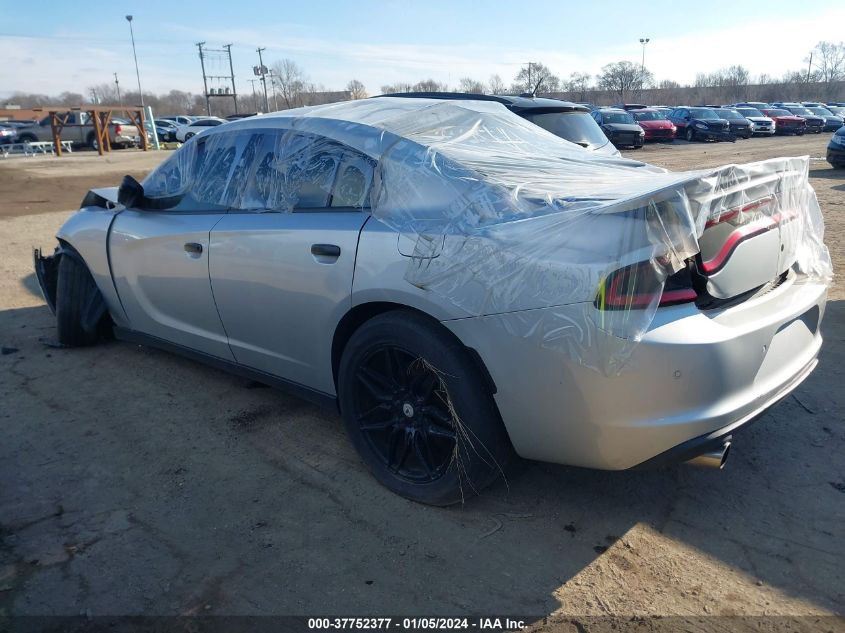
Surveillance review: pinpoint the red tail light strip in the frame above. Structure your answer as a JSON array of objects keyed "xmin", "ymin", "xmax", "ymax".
[
  {"xmin": 701, "ymin": 209, "xmax": 799, "ymax": 274},
  {"xmin": 705, "ymin": 196, "xmax": 775, "ymax": 228}
]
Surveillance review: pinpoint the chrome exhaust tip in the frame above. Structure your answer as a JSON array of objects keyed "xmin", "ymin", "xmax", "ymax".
[{"xmin": 686, "ymin": 441, "xmax": 731, "ymax": 469}]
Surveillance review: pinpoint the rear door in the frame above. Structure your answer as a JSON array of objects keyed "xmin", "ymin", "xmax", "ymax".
[
  {"xmin": 109, "ymin": 131, "xmax": 241, "ymax": 360},
  {"xmin": 209, "ymin": 130, "xmax": 373, "ymax": 394}
]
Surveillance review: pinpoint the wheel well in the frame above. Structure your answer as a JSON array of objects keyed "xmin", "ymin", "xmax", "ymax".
[{"xmin": 331, "ymin": 302, "xmax": 497, "ymax": 395}]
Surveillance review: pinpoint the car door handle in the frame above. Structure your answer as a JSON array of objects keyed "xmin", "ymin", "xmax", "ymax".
[
  {"xmin": 311, "ymin": 244, "xmax": 341, "ymax": 258},
  {"xmin": 184, "ymin": 242, "xmax": 203, "ymax": 255}
]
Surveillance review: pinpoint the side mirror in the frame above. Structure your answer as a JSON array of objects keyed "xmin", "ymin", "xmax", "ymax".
[{"xmin": 118, "ymin": 175, "xmax": 144, "ymax": 208}]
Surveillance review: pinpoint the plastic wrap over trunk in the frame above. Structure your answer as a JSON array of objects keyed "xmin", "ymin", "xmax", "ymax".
[{"xmin": 141, "ymin": 97, "xmax": 833, "ymax": 374}]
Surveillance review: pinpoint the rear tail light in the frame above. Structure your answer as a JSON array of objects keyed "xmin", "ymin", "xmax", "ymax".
[
  {"xmin": 596, "ymin": 260, "xmax": 696, "ymax": 311},
  {"xmin": 705, "ymin": 195, "xmax": 774, "ymax": 229},
  {"xmin": 115, "ymin": 124, "xmax": 123, "ymax": 135}
]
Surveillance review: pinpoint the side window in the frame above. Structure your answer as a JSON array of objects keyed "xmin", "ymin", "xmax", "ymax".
[
  {"xmin": 331, "ymin": 152, "xmax": 374, "ymax": 208},
  {"xmin": 294, "ymin": 150, "xmax": 340, "ymax": 208},
  {"xmin": 223, "ymin": 130, "xmax": 374, "ymax": 213}
]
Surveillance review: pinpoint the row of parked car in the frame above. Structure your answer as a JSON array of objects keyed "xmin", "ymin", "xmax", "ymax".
[{"xmin": 585, "ymin": 101, "xmax": 845, "ymax": 149}]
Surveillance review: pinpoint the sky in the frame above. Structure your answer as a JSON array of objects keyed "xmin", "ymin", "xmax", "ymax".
[{"xmin": 2, "ymin": 0, "xmax": 844, "ymax": 101}]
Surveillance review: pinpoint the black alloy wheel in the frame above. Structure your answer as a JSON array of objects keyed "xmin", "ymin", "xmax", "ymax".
[
  {"xmin": 338, "ymin": 310, "xmax": 513, "ymax": 505},
  {"xmin": 352, "ymin": 345, "xmax": 455, "ymax": 483}
]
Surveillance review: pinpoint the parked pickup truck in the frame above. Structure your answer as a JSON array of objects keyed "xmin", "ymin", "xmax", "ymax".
[{"xmin": 13, "ymin": 112, "xmax": 142, "ymax": 150}]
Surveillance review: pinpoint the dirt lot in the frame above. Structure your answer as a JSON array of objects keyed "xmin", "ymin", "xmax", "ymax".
[{"xmin": 1, "ymin": 137, "xmax": 844, "ymax": 626}]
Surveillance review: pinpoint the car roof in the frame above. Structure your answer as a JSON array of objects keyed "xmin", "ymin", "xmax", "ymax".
[
  {"xmin": 378, "ymin": 92, "xmax": 589, "ymax": 113},
  {"xmin": 596, "ymin": 107, "xmax": 628, "ymax": 113}
]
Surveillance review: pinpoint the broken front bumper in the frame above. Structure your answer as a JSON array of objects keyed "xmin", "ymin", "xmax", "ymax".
[{"xmin": 34, "ymin": 247, "xmax": 60, "ymax": 314}]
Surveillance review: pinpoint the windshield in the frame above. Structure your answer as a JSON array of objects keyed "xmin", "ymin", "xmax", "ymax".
[
  {"xmin": 828, "ymin": 106, "xmax": 845, "ymax": 115},
  {"xmin": 788, "ymin": 107, "xmax": 813, "ymax": 116},
  {"xmin": 601, "ymin": 111, "xmax": 635, "ymax": 124},
  {"xmin": 809, "ymin": 107, "xmax": 834, "ymax": 116},
  {"xmin": 689, "ymin": 108, "xmax": 720, "ymax": 119},
  {"xmin": 631, "ymin": 111, "xmax": 668, "ymax": 121},
  {"xmin": 767, "ymin": 109, "xmax": 791, "ymax": 117},
  {"xmin": 736, "ymin": 108, "xmax": 763, "ymax": 117},
  {"xmin": 716, "ymin": 110, "xmax": 743, "ymax": 120},
  {"xmin": 526, "ymin": 111, "xmax": 610, "ymax": 148}
]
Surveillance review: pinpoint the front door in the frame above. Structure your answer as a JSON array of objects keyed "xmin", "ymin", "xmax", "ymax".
[{"xmin": 109, "ymin": 210, "xmax": 234, "ymax": 360}]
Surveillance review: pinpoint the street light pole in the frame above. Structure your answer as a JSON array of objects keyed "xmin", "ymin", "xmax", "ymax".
[
  {"xmin": 126, "ymin": 15, "xmax": 144, "ymax": 107},
  {"xmin": 114, "ymin": 72, "xmax": 122, "ymax": 106},
  {"xmin": 639, "ymin": 37, "xmax": 650, "ymax": 77}
]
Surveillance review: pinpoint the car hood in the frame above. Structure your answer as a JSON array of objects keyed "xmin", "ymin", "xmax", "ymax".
[
  {"xmin": 637, "ymin": 120, "xmax": 674, "ymax": 129},
  {"xmin": 602, "ymin": 123, "xmax": 643, "ymax": 133},
  {"xmin": 745, "ymin": 116, "xmax": 774, "ymax": 123},
  {"xmin": 693, "ymin": 118, "xmax": 728, "ymax": 127},
  {"xmin": 771, "ymin": 115, "xmax": 804, "ymax": 122}
]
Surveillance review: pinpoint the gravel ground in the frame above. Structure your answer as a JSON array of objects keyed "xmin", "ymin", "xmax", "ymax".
[{"xmin": 0, "ymin": 136, "xmax": 843, "ymax": 626}]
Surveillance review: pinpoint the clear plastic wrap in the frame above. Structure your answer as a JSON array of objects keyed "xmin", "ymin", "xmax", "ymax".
[{"xmin": 142, "ymin": 98, "xmax": 833, "ymax": 373}]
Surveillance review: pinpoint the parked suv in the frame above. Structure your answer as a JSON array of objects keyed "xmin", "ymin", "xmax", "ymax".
[
  {"xmin": 801, "ymin": 105, "xmax": 843, "ymax": 131},
  {"xmin": 735, "ymin": 107, "xmax": 776, "ymax": 136},
  {"xmin": 774, "ymin": 104, "xmax": 825, "ymax": 133},
  {"xmin": 668, "ymin": 107, "xmax": 732, "ymax": 142},
  {"xmin": 591, "ymin": 108, "xmax": 645, "ymax": 148},
  {"xmin": 827, "ymin": 127, "xmax": 845, "ymax": 168},
  {"xmin": 761, "ymin": 108, "xmax": 806, "ymax": 135},
  {"xmin": 383, "ymin": 92, "xmax": 621, "ymax": 156},
  {"xmin": 714, "ymin": 108, "xmax": 753, "ymax": 139}
]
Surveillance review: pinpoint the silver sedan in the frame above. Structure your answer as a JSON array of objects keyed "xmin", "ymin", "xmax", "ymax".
[{"xmin": 35, "ymin": 98, "xmax": 831, "ymax": 505}]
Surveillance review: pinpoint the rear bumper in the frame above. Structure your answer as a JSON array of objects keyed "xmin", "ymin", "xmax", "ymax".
[{"xmin": 446, "ymin": 274, "xmax": 827, "ymax": 470}]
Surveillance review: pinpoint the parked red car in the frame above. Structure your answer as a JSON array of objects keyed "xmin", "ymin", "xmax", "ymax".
[
  {"xmin": 629, "ymin": 108, "xmax": 677, "ymax": 142},
  {"xmin": 761, "ymin": 108, "xmax": 806, "ymax": 136}
]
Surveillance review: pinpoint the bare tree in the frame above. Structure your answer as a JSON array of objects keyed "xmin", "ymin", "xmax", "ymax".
[
  {"xmin": 598, "ymin": 61, "xmax": 652, "ymax": 102},
  {"xmin": 346, "ymin": 79, "xmax": 367, "ymax": 100},
  {"xmin": 458, "ymin": 77, "xmax": 486, "ymax": 93},
  {"xmin": 512, "ymin": 62, "xmax": 560, "ymax": 95},
  {"xmin": 271, "ymin": 59, "xmax": 307, "ymax": 109},
  {"xmin": 380, "ymin": 82, "xmax": 413, "ymax": 94},
  {"xmin": 413, "ymin": 78, "xmax": 448, "ymax": 92},
  {"xmin": 488, "ymin": 74, "xmax": 505, "ymax": 94},
  {"xmin": 808, "ymin": 41, "xmax": 845, "ymax": 96},
  {"xmin": 566, "ymin": 72, "xmax": 591, "ymax": 101}
]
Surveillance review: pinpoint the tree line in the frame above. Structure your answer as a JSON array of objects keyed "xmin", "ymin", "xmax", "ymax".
[{"xmin": 5, "ymin": 41, "xmax": 844, "ymax": 117}]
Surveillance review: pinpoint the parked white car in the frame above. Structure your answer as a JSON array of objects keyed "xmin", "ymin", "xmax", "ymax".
[{"xmin": 174, "ymin": 117, "xmax": 227, "ymax": 142}]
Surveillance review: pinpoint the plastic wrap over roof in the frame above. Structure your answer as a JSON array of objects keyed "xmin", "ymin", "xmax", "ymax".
[{"xmin": 144, "ymin": 97, "xmax": 833, "ymax": 373}]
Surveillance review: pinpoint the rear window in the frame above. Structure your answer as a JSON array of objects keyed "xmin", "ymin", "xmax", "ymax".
[{"xmin": 523, "ymin": 111, "xmax": 609, "ymax": 148}]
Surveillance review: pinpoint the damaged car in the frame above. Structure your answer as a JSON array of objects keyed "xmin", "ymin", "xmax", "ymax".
[{"xmin": 35, "ymin": 97, "xmax": 831, "ymax": 505}]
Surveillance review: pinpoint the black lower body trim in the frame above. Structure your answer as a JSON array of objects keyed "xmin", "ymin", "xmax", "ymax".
[{"xmin": 113, "ymin": 327, "xmax": 338, "ymax": 411}]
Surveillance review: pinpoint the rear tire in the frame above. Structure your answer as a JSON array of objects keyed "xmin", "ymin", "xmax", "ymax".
[
  {"xmin": 338, "ymin": 311, "xmax": 513, "ymax": 505},
  {"xmin": 56, "ymin": 254, "xmax": 103, "ymax": 347}
]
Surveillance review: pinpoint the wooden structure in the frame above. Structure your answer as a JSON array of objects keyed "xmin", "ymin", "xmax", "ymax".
[{"xmin": 35, "ymin": 106, "xmax": 149, "ymax": 157}]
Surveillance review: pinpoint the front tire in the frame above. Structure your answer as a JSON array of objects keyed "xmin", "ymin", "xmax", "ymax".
[
  {"xmin": 338, "ymin": 311, "xmax": 513, "ymax": 505},
  {"xmin": 685, "ymin": 127, "xmax": 696, "ymax": 142},
  {"xmin": 56, "ymin": 254, "xmax": 105, "ymax": 346}
]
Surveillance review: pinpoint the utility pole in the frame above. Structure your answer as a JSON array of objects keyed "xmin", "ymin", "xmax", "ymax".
[
  {"xmin": 256, "ymin": 47, "xmax": 269, "ymax": 112},
  {"xmin": 196, "ymin": 42, "xmax": 210, "ymax": 115},
  {"xmin": 248, "ymin": 79, "xmax": 259, "ymax": 112},
  {"xmin": 125, "ymin": 15, "xmax": 144, "ymax": 107},
  {"xmin": 114, "ymin": 72, "xmax": 122, "ymax": 106},
  {"xmin": 806, "ymin": 52, "xmax": 814, "ymax": 84},
  {"xmin": 224, "ymin": 43, "xmax": 238, "ymax": 114}
]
